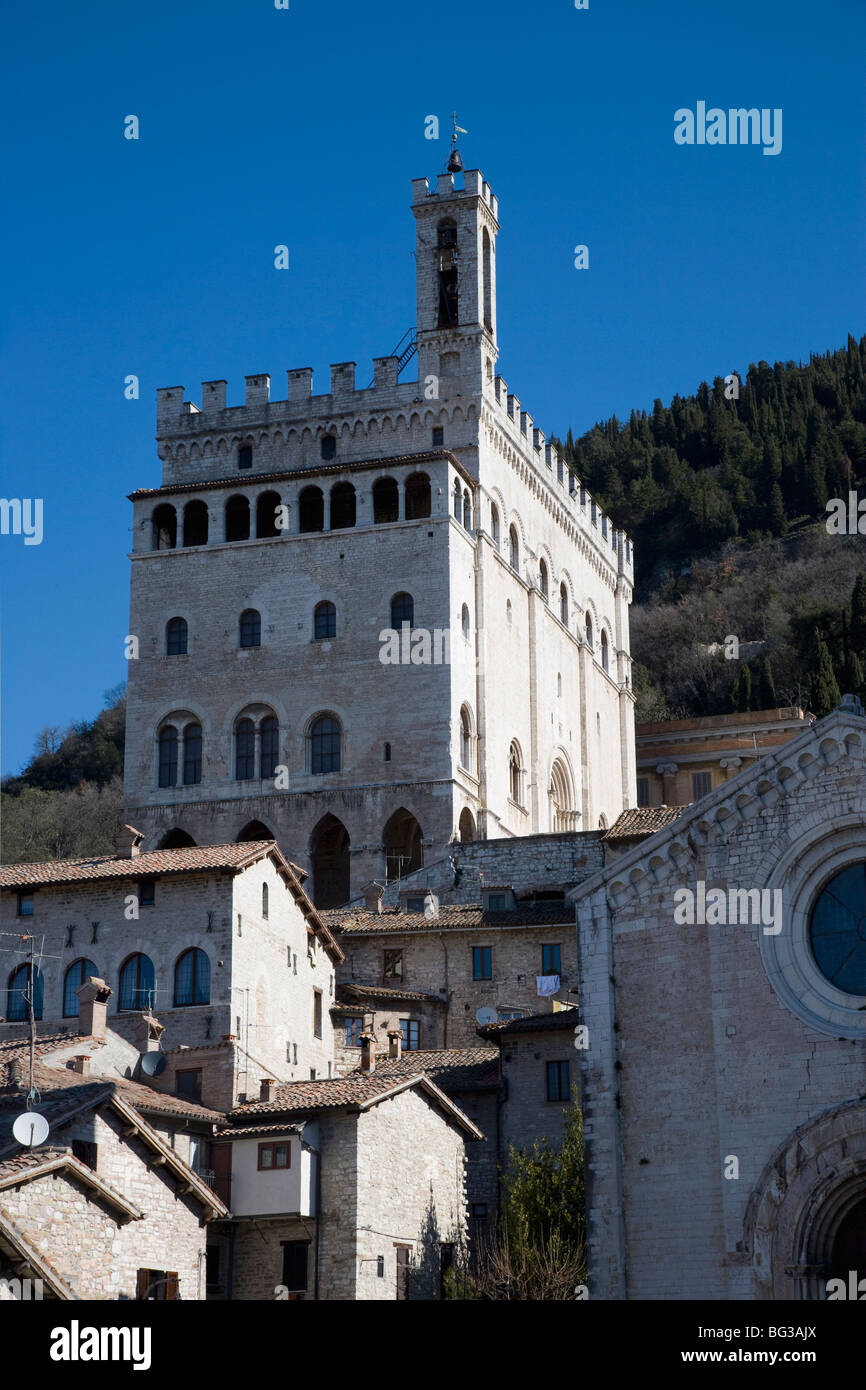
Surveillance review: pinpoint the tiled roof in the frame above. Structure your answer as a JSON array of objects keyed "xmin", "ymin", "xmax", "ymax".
[
  {"xmin": 363, "ymin": 1050, "xmax": 500, "ymax": 1095},
  {"xmin": 0, "ymin": 841, "xmax": 343, "ymax": 963},
  {"xmin": 336, "ymin": 983, "xmax": 446, "ymax": 1005},
  {"xmin": 0, "ymin": 1146, "xmax": 144, "ymax": 1219},
  {"xmin": 214, "ymin": 1121, "xmax": 305, "ymax": 1138},
  {"xmin": 477, "ymin": 1010, "xmax": 579, "ymax": 1038},
  {"xmin": 603, "ymin": 807, "xmax": 687, "ymax": 840},
  {"xmin": 0, "ymin": 840, "xmax": 279, "ymax": 887},
  {"xmin": 0, "ymin": 1057, "xmax": 223, "ymax": 1151},
  {"xmin": 322, "ymin": 901, "xmax": 574, "ymax": 935},
  {"xmin": 229, "ymin": 1069, "xmax": 483, "ymax": 1137},
  {"xmin": 128, "ymin": 449, "xmax": 472, "ymax": 499}
]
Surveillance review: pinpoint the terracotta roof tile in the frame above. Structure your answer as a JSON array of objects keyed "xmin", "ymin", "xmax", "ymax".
[
  {"xmin": 364, "ymin": 1050, "xmax": 500, "ymax": 1095},
  {"xmin": 477, "ymin": 1010, "xmax": 579, "ymax": 1038},
  {"xmin": 0, "ymin": 840, "xmax": 278, "ymax": 888},
  {"xmin": 603, "ymin": 807, "xmax": 687, "ymax": 840},
  {"xmin": 231, "ymin": 1072, "xmax": 414, "ymax": 1116},
  {"xmin": 322, "ymin": 901, "xmax": 574, "ymax": 935},
  {"xmin": 335, "ymin": 983, "xmax": 446, "ymax": 1005}
]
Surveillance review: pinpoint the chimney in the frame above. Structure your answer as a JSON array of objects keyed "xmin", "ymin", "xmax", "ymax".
[
  {"xmin": 115, "ymin": 824, "xmax": 144, "ymax": 860},
  {"xmin": 71, "ymin": 1055, "xmax": 91, "ymax": 1075},
  {"xmin": 387, "ymin": 1029, "xmax": 403, "ymax": 1061},
  {"xmin": 363, "ymin": 881, "xmax": 386, "ymax": 914},
  {"xmin": 133, "ymin": 1011, "xmax": 165, "ymax": 1054},
  {"xmin": 259, "ymin": 1077, "xmax": 277, "ymax": 1103},
  {"xmin": 76, "ymin": 978, "xmax": 112, "ymax": 1039},
  {"xmin": 359, "ymin": 1031, "xmax": 377, "ymax": 1073}
]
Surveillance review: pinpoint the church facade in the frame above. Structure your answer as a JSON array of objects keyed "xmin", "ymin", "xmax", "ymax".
[
  {"xmin": 122, "ymin": 163, "xmax": 636, "ymax": 905},
  {"xmin": 574, "ymin": 699, "xmax": 866, "ymax": 1300}
]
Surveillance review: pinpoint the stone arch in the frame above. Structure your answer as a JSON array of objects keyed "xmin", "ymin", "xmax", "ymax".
[
  {"xmin": 236, "ymin": 819, "xmax": 274, "ymax": 843},
  {"xmin": 458, "ymin": 807, "xmax": 476, "ymax": 843},
  {"xmin": 310, "ymin": 814, "xmax": 350, "ymax": 909},
  {"xmin": 743, "ymin": 1100, "xmax": 866, "ymax": 1299},
  {"xmin": 383, "ymin": 807, "xmax": 423, "ymax": 883},
  {"xmin": 157, "ymin": 828, "xmax": 197, "ymax": 849},
  {"xmin": 548, "ymin": 752, "xmax": 577, "ymax": 831}
]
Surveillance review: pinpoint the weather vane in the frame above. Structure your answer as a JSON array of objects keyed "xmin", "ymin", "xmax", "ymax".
[{"xmin": 446, "ymin": 112, "xmax": 468, "ymax": 174}]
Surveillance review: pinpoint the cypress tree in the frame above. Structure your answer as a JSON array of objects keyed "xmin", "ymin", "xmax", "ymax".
[
  {"xmin": 729, "ymin": 665, "xmax": 752, "ymax": 713},
  {"xmin": 808, "ymin": 628, "xmax": 841, "ymax": 717},
  {"xmin": 851, "ymin": 573, "xmax": 866, "ymax": 656},
  {"xmin": 840, "ymin": 648, "xmax": 865, "ymax": 700},
  {"xmin": 757, "ymin": 657, "xmax": 777, "ymax": 709}
]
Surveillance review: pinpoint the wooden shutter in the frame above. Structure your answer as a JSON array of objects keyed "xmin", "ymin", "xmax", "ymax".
[{"xmin": 165, "ymin": 1271, "xmax": 179, "ymax": 1301}]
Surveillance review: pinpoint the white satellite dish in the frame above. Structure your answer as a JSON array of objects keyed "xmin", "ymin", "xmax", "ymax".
[
  {"xmin": 12, "ymin": 1112, "xmax": 49, "ymax": 1148},
  {"xmin": 475, "ymin": 1006, "xmax": 497, "ymax": 1027}
]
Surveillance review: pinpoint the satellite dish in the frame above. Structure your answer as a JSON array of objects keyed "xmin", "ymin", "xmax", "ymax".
[
  {"xmin": 13, "ymin": 1112, "xmax": 49, "ymax": 1148},
  {"xmin": 475, "ymin": 1006, "xmax": 497, "ymax": 1027},
  {"xmin": 140, "ymin": 1052, "xmax": 166, "ymax": 1077}
]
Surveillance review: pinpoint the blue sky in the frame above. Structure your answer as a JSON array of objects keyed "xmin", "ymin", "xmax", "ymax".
[{"xmin": 1, "ymin": 0, "xmax": 864, "ymax": 777}]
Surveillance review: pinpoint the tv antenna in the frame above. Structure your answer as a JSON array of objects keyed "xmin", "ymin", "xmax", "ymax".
[{"xmin": 0, "ymin": 933, "xmax": 62, "ymax": 1148}]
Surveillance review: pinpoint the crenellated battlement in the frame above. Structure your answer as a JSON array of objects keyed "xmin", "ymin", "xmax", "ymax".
[
  {"xmin": 411, "ymin": 167, "xmax": 499, "ymax": 223},
  {"xmin": 487, "ymin": 375, "xmax": 634, "ymax": 582}
]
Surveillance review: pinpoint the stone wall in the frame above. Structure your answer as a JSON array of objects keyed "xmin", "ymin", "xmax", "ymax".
[
  {"xmin": 575, "ymin": 712, "xmax": 866, "ymax": 1300},
  {"xmin": 0, "ymin": 1109, "xmax": 208, "ymax": 1300}
]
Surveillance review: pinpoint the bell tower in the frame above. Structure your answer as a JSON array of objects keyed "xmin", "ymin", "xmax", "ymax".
[{"xmin": 410, "ymin": 152, "xmax": 500, "ymax": 397}]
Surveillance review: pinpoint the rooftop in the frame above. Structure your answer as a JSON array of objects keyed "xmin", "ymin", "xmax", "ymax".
[
  {"xmin": 323, "ymin": 901, "xmax": 574, "ymax": 935},
  {"xmin": 603, "ymin": 807, "xmax": 688, "ymax": 840}
]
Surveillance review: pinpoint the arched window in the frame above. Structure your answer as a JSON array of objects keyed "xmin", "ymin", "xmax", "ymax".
[
  {"xmin": 310, "ymin": 714, "xmax": 342, "ymax": 775},
  {"xmin": 459, "ymin": 706, "xmax": 473, "ymax": 773},
  {"xmin": 453, "ymin": 478, "xmax": 462, "ymax": 520},
  {"xmin": 372, "ymin": 477, "xmax": 399, "ymax": 524},
  {"xmin": 182, "ymin": 500, "xmax": 208, "ymax": 547},
  {"xmin": 314, "ymin": 601, "xmax": 336, "ymax": 639},
  {"xmin": 390, "ymin": 592, "xmax": 414, "ymax": 629},
  {"xmin": 174, "ymin": 948, "xmax": 210, "ymax": 1007},
  {"xmin": 463, "ymin": 490, "xmax": 472, "ymax": 531},
  {"xmin": 509, "ymin": 740, "xmax": 524, "ymax": 806},
  {"xmin": 298, "ymin": 486, "xmax": 324, "ymax": 533},
  {"xmin": 482, "ymin": 227, "xmax": 493, "ymax": 331},
  {"xmin": 235, "ymin": 718, "xmax": 255, "ymax": 780},
  {"xmin": 152, "ymin": 504, "xmax": 177, "ymax": 551},
  {"xmin": 585, "ymin": 613, "xmax": 594, "ymax": 649},
  {"xmin": 601, "ymin": 629, "xmax": 609, "ymax": 672},
  {"xmin": 405, "ymin": 473, "xmax": 431, "ymax": 520},
  {"xmin": 458, "ymin": 807, "xmax": 476, "ymax": 843},
  {"xmin": 461, "ymin": 604, "xmax": 470, "ymax": 642},
  {"xmin": 539, "ymin": 560, "xmax": 549, "ymax": 601},
  {"xmin": 321, "ymin": 433, "xmax": 337, "ymax": 461},
  {"xmin": 509, "ymin": 526, "xmax": 519, "ymax": 572},
  {"xmin": 225, "ymin": 494, "xmax": 250, "ymax": 542},
  {"xmin": 560, "ymin": 583, "xmax": 569, "ymax": 626},
  {"xmin": 383, "ymin": 808, "xmax": 423, "ymax": 882},
  {"xmin": 256, "ymin": 490, "xmax": 282, "ymax": 539},
  {"xmin": 7, "ymin": 963, "xmax": 44, "ymax": 1022},
  {"xmin": 239, "ymin": 609, "xmax": 261, "ymax": 648},
  {"xmin": 490, "ymin": 504, "xmax": 500, "ymax": 547},
  {"xmin": 330, "ymin": 482, "xmax": 356, "ymax": 530},
  {"xmin": 158, "ymin": 726, "xmax": 178, "ymax": 788},
  {"xmin": 183, "ymin": 722, "xmax": 202, "ymax": 785},
  {"xmin": 63, "ymin": 958, "xmax": 98, "ymax": 1018},
  {"xmin": 118, "ymin": 954, "xmax": 155, "ymax": 1012},
  {"xmin": 262, "ymin": 883, "xmax": 269, "ymax": 919},
  {"xmin": 166, "ymin": 617, "xmax": 188, "ymax": 656},
  {"xmin": 260, "ymin": 716, "xmax": 279, "ymax": 780},
  {"xmin": 437, "ymin": 219, "xmax": 458, "ymax": 327},
  {"xmin": 549, "ymin": 759, "xmax": 575, "ymax": 832}
]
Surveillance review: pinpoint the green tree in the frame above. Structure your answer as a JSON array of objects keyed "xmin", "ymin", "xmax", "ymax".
[
  {"xmin": 808, "ymin": 628, "xmax": 841, "ymax": 717},
  {"xmin": 757, "ymin": 657, "xmax": 777, "ymax": 709},
  {"xmin": 729, "ymin": 664, "xmax": 752, "ymax": 713},
  {"xmin": 851, "ymin": 573, "xmax": 866, "ymax": 656}
]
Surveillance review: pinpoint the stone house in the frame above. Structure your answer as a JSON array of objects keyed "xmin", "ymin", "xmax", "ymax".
[
  {"xmin": 209, "ymin": 1057, "xmax": 481, "ymax": 1300},
  {"xmin": 573, "ymin": 699, "xmax": 866, "ymax": 1300},
  {"xmin": 0, "ymin": 830, "xmax": 343, "ymax": 1111},
  {"xmin": 0, "ymin": 1035, "xmax": 226, "ymax": 1300},
  {"xmin": 325, "ymin": 886, "xmax": 578, "ymax": 1051}
]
